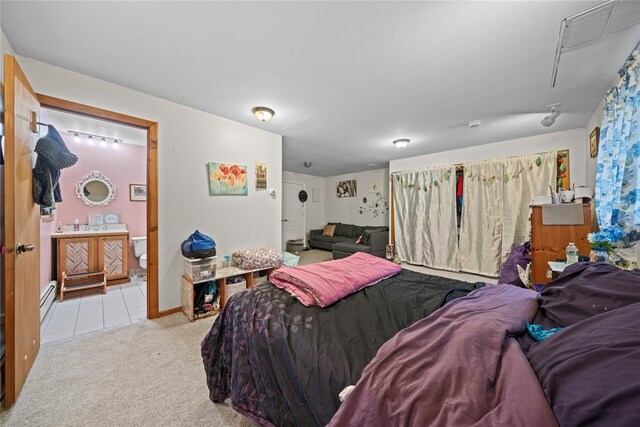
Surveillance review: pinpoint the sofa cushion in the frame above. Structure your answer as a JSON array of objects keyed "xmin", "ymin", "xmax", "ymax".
[
  {"xmin": 362, "ymin": 228, "xmax": 387, "ymax": 245},
  {"xmin": 336, "ymin": 223, "xmax": 355, "ymax": 237},
  {"xmin": 352, "ymin": 225, "xmax": 365, "ymax": 238},
  {"xmin": 333, "ymin": 242, "xmax": 371, "ymax": 254}
]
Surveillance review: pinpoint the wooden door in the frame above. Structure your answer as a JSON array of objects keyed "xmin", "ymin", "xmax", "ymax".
[
  {"xmin": 97, "ymin": 234, "xmax": 129, "ymax": 280},
  {"xmin": 58, "ymin": 237, "xmax": 98, "ymax": 285},
  {"xmin": 2, "ymin": 54, "xmax": 41, "ymax": 407}
]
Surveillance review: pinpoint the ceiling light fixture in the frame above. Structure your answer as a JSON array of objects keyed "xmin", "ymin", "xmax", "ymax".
[
  {"xmin": 74, "ymin": 133, "xmax": 80, "ymax": 143},
  {"xmin": 252, "ymin": 106, "xmax": 275, "ymax": 122},
  {"xmin": 541, "ymin": 103, "xmax": 562, "ymax": 127},
  {"xmin": 468, "ymin": 120, "xmax": 481, "ymax": 128},
  {"xmin": 68, "ymin": 130, "xmax": 124, "ymax": 147},
  {"xmin": 87, "ymin": 135, "xmax": 94, "ymax": 144},
  {"xmin": 303, "ymin": 161, "xmax": 312, "ymax": 168},
  {"xmin": 113, "ymin": 139, "xmax": 119, "ymax": 149},
  {"xmin": 393, "ymin": 138, "xmax": 410, "ymax": 148},
  {"xmin": 100, "ymin": 137, "xmax": 107, "ymax": 147}
]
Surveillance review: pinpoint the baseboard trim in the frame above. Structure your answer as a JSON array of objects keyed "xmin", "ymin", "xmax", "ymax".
[{"xmin": 156, "ymin": 306, "xmax": 182, "ymax": 317}]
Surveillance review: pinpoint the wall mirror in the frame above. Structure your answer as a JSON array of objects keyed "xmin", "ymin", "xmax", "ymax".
[{"xmin": 76, "ymin": 171, "xmax": 116, "ymax": 206}]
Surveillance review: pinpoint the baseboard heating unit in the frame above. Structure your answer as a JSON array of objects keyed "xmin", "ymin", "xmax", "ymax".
[{"xmin": 40, "ymin": 281, "xmax": 56, "ymax": 323}]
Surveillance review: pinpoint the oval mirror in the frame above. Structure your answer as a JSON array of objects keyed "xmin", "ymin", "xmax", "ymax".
[{"xmin": 76, "ymin": 171, "xmax": 116, "ymax": 206}]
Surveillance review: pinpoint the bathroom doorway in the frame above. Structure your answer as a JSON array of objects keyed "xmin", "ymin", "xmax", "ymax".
[{"xmin": 36, "ymin": 94, "xmax": 159, "ymax": 345}]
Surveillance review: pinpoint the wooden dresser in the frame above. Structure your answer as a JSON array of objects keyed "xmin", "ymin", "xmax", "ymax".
[
  {"xmin": 52, "ymin": 231, "xmax": 130, "ymax": 287},
  {"xmin": 530, "ymin": 204, "xmax": 592, "ymax": 285}
]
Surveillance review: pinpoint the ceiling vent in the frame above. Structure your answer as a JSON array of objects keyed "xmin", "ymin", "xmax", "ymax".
[{"xmin": 550, "ymin": 0, "xmax": 640, "ymax": 88}]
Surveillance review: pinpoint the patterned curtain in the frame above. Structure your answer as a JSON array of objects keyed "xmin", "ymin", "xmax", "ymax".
[
  {"xmin": 595, "ymin": 42, "xmax": 640, "ymax": 244},
  {"xmin": 392, "ymin": 166, "xmax": 459, "ymax": 271}
]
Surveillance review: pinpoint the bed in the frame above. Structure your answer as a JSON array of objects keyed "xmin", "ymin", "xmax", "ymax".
[
  {"xmin": 329, "ymin": 262, "xmax": 640, "ymax": 426},
  {"xmin": 201, "ymin": 263, "xmax": 483, "ymax": 426},
  {"xmin": 203, "ymin": 259, "xmax": 640, "ymax": 426}
]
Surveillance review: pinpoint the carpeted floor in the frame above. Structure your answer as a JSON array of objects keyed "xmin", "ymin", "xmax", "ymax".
[{"xmin": 2, "ymin": 250, "xmax": 332, "ymax": 426}]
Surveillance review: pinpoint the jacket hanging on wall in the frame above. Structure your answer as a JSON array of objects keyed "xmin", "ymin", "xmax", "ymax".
[{"xmin": 32, "ymin": 125, "xmax": 78, "ymax": 209}]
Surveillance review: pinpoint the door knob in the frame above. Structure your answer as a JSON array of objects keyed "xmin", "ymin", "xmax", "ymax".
[
  {"xmin": 16, "ymin": 243, "xmax": 36, "ymax": 254},
  {"xmin": 282, "ymin": 219, "xmax": 289, "ymax": 222}
]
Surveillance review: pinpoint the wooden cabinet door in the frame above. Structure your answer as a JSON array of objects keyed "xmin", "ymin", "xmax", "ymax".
[
  {"xmin": 98, "ymin": 235, "xmax": 129, "ymax": 280},
  {"xmin": 58, "ymin": 237, "xmax": 98, "ymax": 284}
]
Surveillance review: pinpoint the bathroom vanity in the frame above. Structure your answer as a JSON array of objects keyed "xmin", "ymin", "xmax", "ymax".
[{"xmin": 52, "ymin": 230, "xmax": 130, "ymax": 287}]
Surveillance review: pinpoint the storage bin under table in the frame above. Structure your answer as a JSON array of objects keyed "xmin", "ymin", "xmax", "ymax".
[{"xmin": 181, "ymin": 265, "xmax": 278, "ymax": 322}]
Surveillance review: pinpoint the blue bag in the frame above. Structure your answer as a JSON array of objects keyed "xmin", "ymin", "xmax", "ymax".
[{"xmin": 181, "ymin": 230, "xmax": 216, "ymax": 259}]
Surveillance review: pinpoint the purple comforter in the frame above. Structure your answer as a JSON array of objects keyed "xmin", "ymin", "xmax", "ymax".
[{"xmin": 329, "ymin": 285, "xmax": 559, "ymax": 427}]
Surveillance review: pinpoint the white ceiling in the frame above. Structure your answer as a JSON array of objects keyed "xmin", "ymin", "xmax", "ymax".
[{"xmin": 3, "ymin": 1, "xmax": 639, "ymax": 176}]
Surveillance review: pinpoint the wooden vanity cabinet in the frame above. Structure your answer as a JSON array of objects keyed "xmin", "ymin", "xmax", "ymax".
[{"xmin": 54, "ymin": 232, "xmax": 130, "ymax": 287}]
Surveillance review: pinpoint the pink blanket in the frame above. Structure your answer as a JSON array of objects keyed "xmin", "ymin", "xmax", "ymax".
[{"xmin": 269, "ymin": 252, "xmax": 401, "ymax": 307}]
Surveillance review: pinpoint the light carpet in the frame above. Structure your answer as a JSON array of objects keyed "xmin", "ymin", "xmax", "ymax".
[{"xmin": 2, "ymin": 249, "xmax": 333, "ymax": 426}]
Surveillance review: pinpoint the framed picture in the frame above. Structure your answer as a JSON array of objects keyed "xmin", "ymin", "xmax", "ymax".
[
  {"xmin": 312, "ymin": 187, "xmax": 320, "ymax": 203},
  {"xmin": 103, "ymin": 212, "xmax": 121, "ymax": 224},
  {"xmin": 130, "ymin": 184, "xmax": 147, "ymax": 201},
  {"xmin": 337, "ymin": 180, "xmax": 357, "ymax": 198},
  {"xmin": 208, "ymin": 162, "xmax": 248, "ymax": 195},
  {"xmin": 589, "ymin": 127, "xmax": 600, "ymax": 158},
  {"xmin": 88, "ymin": 214, "xmax": 104, "ymax": 225},
  {"xmin": 255, "ymin": 162, "xmax": 267, "ymax": 190}
]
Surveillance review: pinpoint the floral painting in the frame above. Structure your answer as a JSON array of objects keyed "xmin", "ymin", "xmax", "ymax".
[{"xmin": 208, "ymin": 162, "xmax": 248, "ymax": 195}]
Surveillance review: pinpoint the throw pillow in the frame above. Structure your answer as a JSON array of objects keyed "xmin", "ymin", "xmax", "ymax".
[
  {"xmin": 352, "ymin": 226, "xmax": 365, "ymax": 238},
  {"xmin": 355, "ymin": 235, "xmax": 363, "ymax": 244},
  {"xmin": 323, "ymin": 224, "xmax": 336, "ymax": 237}
]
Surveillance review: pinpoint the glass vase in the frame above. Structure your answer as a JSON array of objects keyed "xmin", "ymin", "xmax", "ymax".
[{"xmin": 589, "ymin": 247, "xmax": 609, "ymax": 263}]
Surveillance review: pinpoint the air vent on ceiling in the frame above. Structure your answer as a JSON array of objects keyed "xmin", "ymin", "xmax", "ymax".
[{"xmin": 550, "ymin": 0, "xmax": 640, "ymax": 88}]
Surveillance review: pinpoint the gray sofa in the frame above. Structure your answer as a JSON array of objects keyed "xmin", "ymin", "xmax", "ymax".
[{"xmin": 309, "ymin": 223, "xmax": 389, "ymax": 259}]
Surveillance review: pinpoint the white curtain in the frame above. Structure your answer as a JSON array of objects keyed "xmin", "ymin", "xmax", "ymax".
[
  {"xmin": 459, "ymin": 152, "xmax": 557, "ymax": 277},
  {"xmin": 458, "ymin": 160, "xmax": 504, "ymax": 276},
  {"xmin": 501, "ymin": 152, "xmax": 556, "ymax": 263},
  {"xmin": 393, "ymin": 166, "xmax": 459, "ymax": 271}
]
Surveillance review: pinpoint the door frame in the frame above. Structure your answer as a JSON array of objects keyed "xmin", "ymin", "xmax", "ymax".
[
  {"xmin": 282, "ymin": 180, "xmax": 306, "ymax": 249},
  {"xmin": 36, "ymin": 94, "xmax": 160, "ymax": 319}
]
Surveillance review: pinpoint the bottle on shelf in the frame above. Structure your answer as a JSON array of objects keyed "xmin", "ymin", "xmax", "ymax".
[
  {"xmin": 56, "ymin": 221, "xmax": 63, "ymax": 233},
  {"xmin": 73, "ymin": 219, "xmax": 80, "ymax": 232},
  {"xmin": 566, "ymin": 242, "xmax": 579, "ymax": 264}
]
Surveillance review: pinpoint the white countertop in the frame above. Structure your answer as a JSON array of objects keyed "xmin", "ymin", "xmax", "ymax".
[{"xmin": 52, "ymin": 229, "xmax": 129, "ymax": 237}]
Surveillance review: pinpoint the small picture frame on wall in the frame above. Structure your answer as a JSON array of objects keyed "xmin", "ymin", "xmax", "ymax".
[
  {"xmin": 589, "ymin": 127, "xmax": 600, "ymax": 158},
  {"xmin": 337, "ymin": 180, "xmax": 357, "ymax": 198},
  {"xmin": 130, "ymin": 184, "xmax": 147, "ymax": 201}
]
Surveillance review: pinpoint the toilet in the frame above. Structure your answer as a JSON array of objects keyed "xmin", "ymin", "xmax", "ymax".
[{"xmin": 132, "ymin": 236, "xmax": 147, "ymax": 269}]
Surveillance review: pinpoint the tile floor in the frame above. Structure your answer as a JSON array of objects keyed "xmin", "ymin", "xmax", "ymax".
[{"xmin": 40, "ymin": 275, "xmax": 148, "ymax": 346}]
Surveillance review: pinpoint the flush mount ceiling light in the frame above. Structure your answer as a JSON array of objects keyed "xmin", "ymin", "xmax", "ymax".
[
  {"xmin": 252, "ymin": 106, "xmax": 275, "ymax": 122},
  {"xmin": 303, "ymin": 161, "xmax": 312, "ymax": 168},
  {"xmin": 468, "ymin": 120, "xmax": 481, "ymax": 128},
  {"xmin": 541, "ymin": 103, "xmax": 562, "ymax": 127},
  {"xmin": 393, "ymin": 138, "xmax": 410, "ymax": 148}
]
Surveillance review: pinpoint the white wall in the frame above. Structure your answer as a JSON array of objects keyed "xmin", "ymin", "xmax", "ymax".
[
  {"xmin": 282, "ymin": 171, "xmax": 326, "ymax": 240},
  {"xmin": 390, "ymin": 128, "xmax": 588, "ymax": 187},
  {"xmin": 585, "ymin": 98, "xmax": 604, "ymax": 188},
  {"xmin": 325, "ymin": 168, "xmax": 389, "ymax": 227},
  {"xmin": 16, "ymin": 56, "xmax": 282, "ymax": 311}
]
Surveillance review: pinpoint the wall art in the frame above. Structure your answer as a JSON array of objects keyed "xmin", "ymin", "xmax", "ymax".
[
  {"xmin": 255, "ymin": 162, "xmax": 267, "ymax": 189},
  {"xmin": 337, "ymin": 180, "xmax": 357, "ymax": 198},
  {"xmin": 208, "ymin": 162, "xmax": 248, "ymax": 195}
]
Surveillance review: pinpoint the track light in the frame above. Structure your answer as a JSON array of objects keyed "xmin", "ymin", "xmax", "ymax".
[
  {"xmin": 113, "ymin": 139, "xmax": 119, "ymax": 149},
  {"xmin": 100, "ymin": 137, "xmax": 107, "ymax": 147},
  {"xmin": 541, "ymin": 103, "xmax": 562, "ymax": 127},
  {"xmin": 87, "ymin": 135, "xmax": 94, "ymax": 144},
  {"xmin": 74, "ymin": 133, "xmax": 80, "ymax": 143}
]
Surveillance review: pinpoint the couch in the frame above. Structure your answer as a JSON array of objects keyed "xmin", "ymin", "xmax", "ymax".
[{"xmin": 309, "ymin": 223, "xmax": 389, "ymax": 259}]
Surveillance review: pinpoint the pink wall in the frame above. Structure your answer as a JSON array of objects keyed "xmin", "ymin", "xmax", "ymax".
[{"xmin": 40, "ymin": 133, "xmax": 146, "ymax": 289}]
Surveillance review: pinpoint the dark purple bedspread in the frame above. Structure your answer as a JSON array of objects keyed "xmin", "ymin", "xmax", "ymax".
[
  {"xmin": 328, "ymin": 285, "xmax": 558, "ymax": 427},
  {"xmin": 201, "ymin": 269, "xmax": 482, "ymax": 426}
]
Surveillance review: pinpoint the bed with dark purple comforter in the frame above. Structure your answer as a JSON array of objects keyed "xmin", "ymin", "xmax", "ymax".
[
  {"xmin": 201, "ymin": 268, "xmax": 483, "ymax": 426},
  {"xmin": 330, "ymin": 262, "xmax": 640, "ymax": 427}
]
